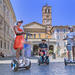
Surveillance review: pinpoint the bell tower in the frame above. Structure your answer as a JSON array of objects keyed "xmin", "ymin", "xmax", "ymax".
[{"xmin": 42, "ymin": 5, "xmax": 52, "ymax": 26}]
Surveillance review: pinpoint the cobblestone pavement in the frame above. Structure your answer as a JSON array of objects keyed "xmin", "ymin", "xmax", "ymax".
[{"xmin": 0, "ymin": 57, "xmax": 75, "ymax": 75}]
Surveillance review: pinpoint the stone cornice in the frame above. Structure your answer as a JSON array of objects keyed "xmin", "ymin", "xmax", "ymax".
[
  {"xmin": 23, "ymin": 22, "xmax": 46, "ymax": 28},
  {"xmin": 24, "ymin": 28, "xmax": 46, "ymax": 32}
]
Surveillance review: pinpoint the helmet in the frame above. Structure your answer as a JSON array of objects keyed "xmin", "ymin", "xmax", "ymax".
[
  {"xmin": 42, "ymin": 39, "xmax": 46, "ymax": 41},
  {"xmin": 68, "ymin": 26, "xmax": 73, "ymax": 30},
  {"xmin": 16, "ymin": 20, "xmax": 23, "ymax": 25}
]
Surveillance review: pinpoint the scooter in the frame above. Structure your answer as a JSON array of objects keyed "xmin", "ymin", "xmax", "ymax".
[
  {"xmin": 38, "ymin": 49, "xmax": 49, "ymax": 65},
  {"xmin": 11, "ymin": 32, "xmax": 32, "ymax": 72}
]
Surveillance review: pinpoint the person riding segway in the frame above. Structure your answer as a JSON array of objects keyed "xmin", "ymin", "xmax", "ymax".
[
  {"xmin": 64, "ymin": 26, "xmax": 75, "ymax": 65},
  {"xmin": 38, "ymin": 39, "xmax": 49, "ymax": 65},
  {"xmin": 11, "ymin": 20, "xmax": 31, "ymax": 71}
]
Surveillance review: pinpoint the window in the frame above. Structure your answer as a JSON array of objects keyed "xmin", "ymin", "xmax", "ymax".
[
  {"xmin": 57, "ymin": 35, "xmax": 60, "ymax": 39},
  {"xmin": 0, "ymin": 16, "xmax": 2, "ymax": 25},
  {"xmin": 64, "ymin": 42, "xmax": 66, "ymax": 47},
  {"xmin": 0, "ymin": 40, "xmax": 2, "ymax": 48},
  {"xmin": 39, "ymin": 34, "xmax": 40, "ymax": 38},
  {"xmin": 63, "ymin": 29, "xmax": 66, "ymax": 33},
  {"xmin": 8, "ymin": 42, "xmax": 9, "ymax": 50},
  {"xmin": 45, "ymin": 8, "xmax": 50, "ymax": 13},
  {"xmin": 29, "ymin": 34, "xmax": 32, "ymax": 38},
  {"xmin": 4, "ymin": 41, "xmax": 6, "ymax": 49},
  {"xmin": 3, "ymin": 4, "xmax": 6, "ymax": 12},
  {"xmin": 7, "ymin": 10, "xmax": 9, "ymax": 16},
  {"xmin": 11, "ymin": 43, "xmax": 13, "ymax": 50},
  {"xmin": 44, "ymin": 20, "xmax": 47, "ymax": 23},
  {"xmin": 34, "ymin": 34, "xmax": 36, "ymax": 39},
  {"xmin": 57, "ymin": 42, "xmax": 59, "ymax": 46}
]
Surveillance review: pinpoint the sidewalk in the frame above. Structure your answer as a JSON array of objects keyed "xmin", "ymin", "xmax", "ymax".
[
  {"xmin": 35, "ymin": 55, "xmax": 64, "ymax": 62},
  {"xmin": 50, "ymin": 56, "xmax": 64, "ymax": 62}
]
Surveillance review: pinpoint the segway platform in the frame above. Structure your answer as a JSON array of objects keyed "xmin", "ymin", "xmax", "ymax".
[
  {"xmin": 38, "ymin": 56, "xmax": 49, "ymax": 65},
  {"xmin": 11, "ymin": 59, "xmax": 31, "ymax": 72},
  {"xmin": 64, "ymin": 58, "xmax": 75, "ymax": 66}
]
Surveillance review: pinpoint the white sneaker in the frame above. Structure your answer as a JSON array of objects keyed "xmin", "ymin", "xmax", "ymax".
[{"xmin": 12, "ymin": 66, "xmax": 15, "ymax": 70}]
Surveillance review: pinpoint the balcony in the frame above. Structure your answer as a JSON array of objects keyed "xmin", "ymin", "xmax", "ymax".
[{"xmin": 28, "ymin": 38, "xmax": 56, "ymax": 43}]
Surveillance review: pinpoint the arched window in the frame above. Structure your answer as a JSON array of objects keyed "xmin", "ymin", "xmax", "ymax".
[
  {"xmin": 0, "ymin": 40, "xmax": 2, "ymax": 48},
  {"xmin": 45, "ymin": 8, "xmax": 50, "ymax": 13}
]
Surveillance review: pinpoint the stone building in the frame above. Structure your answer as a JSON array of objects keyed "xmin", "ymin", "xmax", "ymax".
[
  {"xmin": 23, "ymin": 5, "xmax": 57, "ymax": 55},
  {"xmin": 0, "ymin": 0, "xmax": 16, "ymax": 56},
  {"xmin": 53, "ymin": 26, "xmax": 75, "ymax": 56},
  {"xmin": 23, "ymin": 4, "xmax": 75, "ymax": 57}
]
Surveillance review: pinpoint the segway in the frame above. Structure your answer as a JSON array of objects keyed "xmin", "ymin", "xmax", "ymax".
[
  {"xmin": 38, "ymin": 49, "xmax": 49, "ymax": 65},
  {"xmin": 11, "ymin": 58, "xmax": 31, "ymax": 71},
  {"xmin": 64, "ymin": 39, "xmax": 75, "ymax": 66},
  {"xmin": 11, "ymin": 32, "xmax": 32, "ymax": 72},
  {"xmin": 64, "ymin": 58, "xmax": 75, "ymax": 66}
]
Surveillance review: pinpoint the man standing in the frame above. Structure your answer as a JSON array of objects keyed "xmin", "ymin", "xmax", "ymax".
[{"xmin": 65, "ymin": 26, "xmax": 75, "ymax": 61}]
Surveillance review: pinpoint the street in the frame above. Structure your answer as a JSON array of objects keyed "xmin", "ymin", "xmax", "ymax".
[{"xmin": 0, "ymin": 57, "xmax": 75, "ymax": 75}]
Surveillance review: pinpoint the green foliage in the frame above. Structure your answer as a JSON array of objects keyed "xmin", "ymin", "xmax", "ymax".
[{"xmin": 48, "ymin": 50, "xmax": 53, "ymax": 54}]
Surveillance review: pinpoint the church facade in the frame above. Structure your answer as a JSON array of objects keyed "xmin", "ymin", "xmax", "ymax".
[{"xmin": 23, "ymin": 5, "xmax": 57, "ymax": 55}]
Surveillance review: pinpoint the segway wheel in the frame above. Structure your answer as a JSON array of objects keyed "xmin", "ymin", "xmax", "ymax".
[
  {"xmin": 11, "ymin": 60, "xmax": 18, "ymax": 72},
  {"xmin": 26, "ymin": 61, "xmax": 31, "ymax": 70},
  {"xmin": 46, "ymin": 62, "xmax": 49, "ymax": 65},
  {"xmin": 64, "ymin": 59, "xmax": 67, "ymax": 66},
  {"xmin": 38, "ymin": 59, "xmax": 41, "ymax": 65},
  {"xmin": 46, "ymin": 59, "xmax": 49, "ymax": 65}
]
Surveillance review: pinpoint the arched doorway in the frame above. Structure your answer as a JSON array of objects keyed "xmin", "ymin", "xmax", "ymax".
[
  {"xmin": 49, "ymin": 45, "xmax": 54, "ymax": 54},
  {"xmin": 33, "ymin": 45, "xmax": 39, "ymax": 55}
]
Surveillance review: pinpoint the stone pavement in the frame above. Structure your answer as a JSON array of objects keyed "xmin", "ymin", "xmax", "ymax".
[{"xmin": 0, "ymin": 56, "xmax": 75, "ymax": 75}]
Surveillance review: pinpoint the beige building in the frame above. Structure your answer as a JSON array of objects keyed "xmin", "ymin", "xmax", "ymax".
[{"xmin": 0, "ymin": 0, "xmax": 16, "ymax": 56}]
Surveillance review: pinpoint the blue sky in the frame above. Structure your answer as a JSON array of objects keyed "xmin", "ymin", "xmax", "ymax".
[{"xmin": 10, "ymin": 0, "xmax": 75, "ymax": 26}]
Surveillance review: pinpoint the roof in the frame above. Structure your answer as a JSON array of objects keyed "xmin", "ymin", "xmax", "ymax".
[
  {"xmin": 53, "ymin": 25, "xmax": 75, "ymax": 29},
  {"xmin": 23, "ymin": 22, "xmax": 46, "ymax": 27}
]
